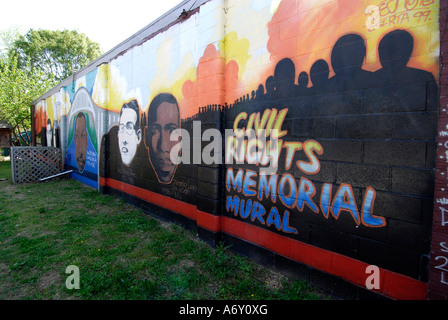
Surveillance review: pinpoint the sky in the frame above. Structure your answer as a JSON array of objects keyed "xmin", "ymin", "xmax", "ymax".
[{"xmin": 0, "ymin": 0, "xmax": 185, "ymax": 53}]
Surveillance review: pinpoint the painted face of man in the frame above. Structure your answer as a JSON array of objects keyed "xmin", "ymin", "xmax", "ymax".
[
  {"xmin": 74, "ymin": 114, "xmax": 87, "ymax": 172},
  {"xmin": 118, "ymin": 107, "xmax": 141, "ymax": 166},
  {"xmin": 149, "ymin": 102, "xmax": 180, "ymax": 183},
  {"xmin": 46, "ymin": 121, "xmax": 52, "ymax": 147}
]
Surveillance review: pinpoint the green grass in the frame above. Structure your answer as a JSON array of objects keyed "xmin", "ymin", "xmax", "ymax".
[
  {"xmin": 0, "ymin": 160, "xmax": 326, "ymax": 300},
  {"xmin": 0, "ymin": 160, "xmax": 10, "ymax": 180}
]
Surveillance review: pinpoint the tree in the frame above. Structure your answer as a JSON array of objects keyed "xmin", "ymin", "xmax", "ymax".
[
  {"xmin": 0, "ymin": 27, "xmax": 20, "ymax": 58},
  {"xmin": 0, "ymin": 28, "xmax": 102, "ymax": 145},
  {"xmin": 11, "ymin": 29, "xmax": 102, "ymax": 82},
  {"xmin": 0, "ymin": 52, "xmax": 55, "ymax": 145}
]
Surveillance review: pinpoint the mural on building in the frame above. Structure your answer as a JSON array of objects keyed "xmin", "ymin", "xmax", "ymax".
[
  {"xmin": 64, "ymin": 87, "xmax": 100, "ymax": 188},
  {"xmin": 117, "ymin": 100, "xmax": 142, "ymax": 167},
  {"xmin": 224, "ymin": 27, "xmax": 437, "ymax": 233},
  {"xmin": 32, "ymin": 0, "xmax": 441, "ymax": 299},
  {"xmin": 144, "ymin": 93, "xmax": 181, "ymax": 184}
]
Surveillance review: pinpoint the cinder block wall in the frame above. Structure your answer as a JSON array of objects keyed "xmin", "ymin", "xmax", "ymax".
[{"xmin": 31, "ymin": 0, "xmax": 446, "ymax": 300}]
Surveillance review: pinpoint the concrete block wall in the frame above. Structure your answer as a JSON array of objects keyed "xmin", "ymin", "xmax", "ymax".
[{"xmin": 31, "ymin": 0, "xmax": 446, "ymax": 300}]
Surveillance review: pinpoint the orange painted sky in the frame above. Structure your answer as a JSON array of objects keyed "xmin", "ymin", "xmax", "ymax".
[
  {"xmin": 265, "ymin": 0, "xmax": 439, "ymax": 88},
  {"xmin": 37, "ymin": 0, "xmax": 440, "ymax": 123},
  {"xmin": 178, "ymin": 0, "xmax": 439, "ymax": 119},
  {"xmin": 180, "ymin": 44, "xmax": 242, "ymax": 119}
]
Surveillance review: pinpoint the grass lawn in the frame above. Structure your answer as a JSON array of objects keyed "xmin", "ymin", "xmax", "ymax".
[{"xmin": 0, "ymin": 160, "xmax": 326, "ymax": 300}]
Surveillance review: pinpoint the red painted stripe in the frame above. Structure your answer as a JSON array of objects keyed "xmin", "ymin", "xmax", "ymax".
[
  {"xmin": 100, "ymin": 177, "xmax": 198, "ymax": 220},
  {"xmin": 100, "ymin": 178, "xmax": 222, "ymax": 232},
  {"xmin": 99, "ymin": 177, "xmax": 428, "ymax": 300},
  {"xmin": 222, "ymin": 216, "xmax": 428, "ymax": 300},
  {"xmin": 197, "ymin": 210, "xmax": 222, "ymax": 233}
]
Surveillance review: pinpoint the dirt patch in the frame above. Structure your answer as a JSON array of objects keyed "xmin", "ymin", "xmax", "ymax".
[
  {"xmin": 168, "ymin": 258, "xmax": 196, "ymax": 274},
  {"xmin": 0, "ymin": 181, "xmax": 25, "ymax": 200},
  {"xmin": 38, "ymin": 270, "xmax": 62, "ymax": 291},
  {"xmin": 264, "ymin": 270, "xmax": 285, "ymax": 290},
  {"xmin": 0, "ymin": 262, "xmax": 8, "ymax": 274},
  {"xmin": 0, "ymin": 181, "xmax": 14, "ymax": 192},
  {"xmin": 178, "ymin": 259, "xmax": 195, "ymax": 269}
]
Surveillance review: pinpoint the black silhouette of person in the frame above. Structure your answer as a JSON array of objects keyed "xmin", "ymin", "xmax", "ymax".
[
  {"xmin": 329, "ymin": 34, "xmax": 373, "ymax": 92},
  {"xmin": 297, "ymin": 71, "xmax": 310, "ymax": 96},
  {"xmin": 374, "ymin": 29, "xmax": 438, "ymax": 110},
  {"xmin": 310, "ymin": 59, "xmax": 334, "ymax": 94},
  {"xmin": 53, "ymin": 119, "xmax": 60, "ymax": 148},
  {"xmin": 256, "ymin": 84, "xmax": 264, "ymax": 100},
  {"xmin": 265, "ymin": 75, "xmax": 275, "ymax": 101},
  {"xmin": 274, "ymin": 58, "xmax": 298, "ymax": 99}
]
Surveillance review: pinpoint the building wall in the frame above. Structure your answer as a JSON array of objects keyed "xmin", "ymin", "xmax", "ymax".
[
  {"xmin": 428, "ymin": 0, "xmax": 448, "ymax": 300},
  {"xmin": 32, "ymin": 0, "xmax": 444, "ymax": 299}
]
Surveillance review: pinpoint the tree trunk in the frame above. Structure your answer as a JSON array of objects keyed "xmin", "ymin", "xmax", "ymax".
[
  {"xmin": 21, "ymin": 119, "xmax": 31, "ymax": 146},
  {"xmin": 11, "ymin": 124, "xmax": 19, "ymax": 146}
]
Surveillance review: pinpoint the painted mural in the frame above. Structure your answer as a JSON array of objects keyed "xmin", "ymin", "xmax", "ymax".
[
  {"xmin": 64, "ymin": 87, "xmax": 100, "ymax": 188},
  {"xmin": 32, "ymin": 0, "xmax": 441, "ymax": 299}
]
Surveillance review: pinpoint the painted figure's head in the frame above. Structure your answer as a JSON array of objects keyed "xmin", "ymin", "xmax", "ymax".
[
  {"xmin": 378, "ymin": 29, "xmax": 414, "ymax": 71},
  {"xmin": 310, "ymin": 59, "xmax": 330, "ymax": 88},
  {"xmin": 331, "ymin": 34, "xmax": 366, "ymax": 74},
  {"xmin": 74, "ymin": 112, "xmax": 87, "ymax": 172},
  {"xmin": 118, "ymin": 100, "xmax": 141, "ymax": 166},
  {"xmin": 146, "ymin": 93, "xmax": 180, "ymax": 184},
  {"xmin": 46, "ymin": 118, "xmax": 53, "ymax": 147}
]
